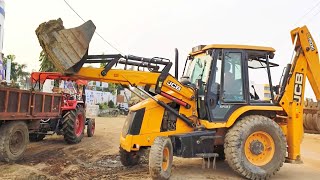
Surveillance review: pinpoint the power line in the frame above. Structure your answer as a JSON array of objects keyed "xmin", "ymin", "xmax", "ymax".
[
  {"xmin": 63, "ymin": 0, "xmax": 86, "ymax": 22},
  {"xmin": 307, "ymin": 5, "xmax": 320, "ymax": 22},
  {"xmin": 62, "ymin": 0, "xmax": 123, "ymax": 55},
  {"xmin": 294, "ymin": 0, "xmax": 320, "ymax": 25}
]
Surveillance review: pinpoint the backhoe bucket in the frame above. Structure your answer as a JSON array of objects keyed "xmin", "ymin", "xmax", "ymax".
[{"xmin": 36, "ymin": 18, "xmax": 96, "ymax": 74}]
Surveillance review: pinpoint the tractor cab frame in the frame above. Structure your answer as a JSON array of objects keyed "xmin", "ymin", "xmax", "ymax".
[{"xmin": 182, "ymin": 45, "xmax": 279, "ymax": 123}]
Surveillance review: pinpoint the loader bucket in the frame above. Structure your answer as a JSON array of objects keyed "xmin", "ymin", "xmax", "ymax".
[{"xmin": 36, "ymin": 18, "xmax": 96, "ymax": 74}]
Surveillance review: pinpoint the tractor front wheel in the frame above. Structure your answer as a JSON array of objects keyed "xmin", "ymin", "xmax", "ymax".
[
  {"xmin": 0, "ymin": 121, "xmax": 29, "ymax": 162},
  {"xmin": 149, "ymin": 136, "xmax": 173, "ymax": 180},
  {"xmin": 224, "ymin": 115, "xmax": 286, "ymax": 179},
  {"xmin": 87, "ymin": 118, "xmax": 95, "ymax": 137},
  {"xmin": 62, "ymin": 106, "xmax": 85, "ymax": 144}
]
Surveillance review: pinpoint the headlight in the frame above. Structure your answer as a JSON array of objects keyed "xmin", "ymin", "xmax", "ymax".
[
  {"xmin": 122, "ymin": 111, "xmax": 135, "ymax": 137},
  {"xmin": 121, "ymin": 108, "xmax": 145, "ymax": 137}
]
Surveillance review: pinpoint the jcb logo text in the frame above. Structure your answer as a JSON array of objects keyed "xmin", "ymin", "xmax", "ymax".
[
  {"xmin": 167, "ymin": 80, "xmax": 181, "ymax": 91},
  {"xmin": 293, "ymin": 73, "xmax": 303, "ymax": 103}
]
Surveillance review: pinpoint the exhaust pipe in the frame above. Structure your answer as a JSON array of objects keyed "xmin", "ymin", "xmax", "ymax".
[{"xmin": 36, "ymin": 18, "xmax": 96, "ymax": 74}]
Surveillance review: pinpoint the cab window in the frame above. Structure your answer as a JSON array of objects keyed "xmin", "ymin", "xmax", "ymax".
[{"xmin": 222, "ymin": 52, "xmax": 244, "ymax": 102}]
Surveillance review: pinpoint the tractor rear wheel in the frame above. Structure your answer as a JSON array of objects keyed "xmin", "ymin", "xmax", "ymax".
[
  {"xmin": 119, "ymin": 146, "xmax": 140, "ymax": 166},
  {"xmin": 29, "ymin": 133, "xmax": 46, "ymax": 142},
  {"xmin": 62, "ymin": 106, "xmax": 85, "ymax": 144},
  {"xmin": 224, "ymin": 115, "xmax": 286, "ymax": 180},
  {"xmin": 149, "ymin": 136, "xmax": 173, "ymax": 180},
  {"xmin": 0, "ymin": 121, "xmax": 29, "ymax": 162},
  {"xmin": 87, "ymin": 118, "xmax": 95, "ymax": 137}
]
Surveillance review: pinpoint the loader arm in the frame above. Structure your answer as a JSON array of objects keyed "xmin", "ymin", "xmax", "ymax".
[
  {"xmin": 36, "ymin": 19, "xmax": 197, "ymax": 128},
  {"xmin": 279, "ymin": 25, "xmax": 320, "ymax": 162},
  {"xmin": 73, "ymin": 67, "xmax": 194, "ymax": 101}
]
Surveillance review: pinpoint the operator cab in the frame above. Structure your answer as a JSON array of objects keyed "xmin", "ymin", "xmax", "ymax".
[{"xmin": 181, "ymin": 44, "xmax": 278, "ymax": 122}]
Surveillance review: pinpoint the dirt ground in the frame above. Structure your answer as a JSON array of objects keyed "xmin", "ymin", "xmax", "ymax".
[{"xmin": 1, "ymin": 117, "xmax": 320, "ymax": 180}]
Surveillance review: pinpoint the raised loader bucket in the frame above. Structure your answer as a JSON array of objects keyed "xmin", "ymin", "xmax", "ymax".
[{"xmin": 36, "ymin": 18, "xmax": 96, "ymax": 74}]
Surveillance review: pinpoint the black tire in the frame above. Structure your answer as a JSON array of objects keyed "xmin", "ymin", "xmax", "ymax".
[
  {"xmin": 29, "ymin": 133, "xmax": 46, "ymax": 142},
  {"xmin": 62, "ymin": 106, "xmax": 85, "ymax": 144},
  {"xmin": 87, "ymin": 118, "xmax": 95, "ymax": 137},
  {"xmin": 224, "ymin": 115, "xmax": 286, "ymax": 180},
  {"xmin": 0, "ymin": 121, "xmax": 29, "ymax": 162},
  {"xmin": 149, "ymin": 136, "xmax": 173, "ymax": 180},
  {"xmin": 112, "ymin": 110, "xmax": 119, "ymax": 117},
  {"xmin": 119, "ymin": 146, "xmax": 140, "ymax": 166}
]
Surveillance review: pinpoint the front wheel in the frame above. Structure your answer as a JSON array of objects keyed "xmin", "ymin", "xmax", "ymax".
[
  {"xmin": 149, "ymin": 136, "xmax": 173, "ymax": 180},
  {"xmin": 0, "ymin": 121, "xmax": 29, "ymax": 162},
  {"xmin": 224, "ymin": 115, "xmax": 286, "ymax": 179},
  {"xmin": 119, "ymin": 147, "xmax": 140, "ymax": 166},
  {"xmin": 87, "ymin": 118, "xmax": 95, "ymax": 137}
]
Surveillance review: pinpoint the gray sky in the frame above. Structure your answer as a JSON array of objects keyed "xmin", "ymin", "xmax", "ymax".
[{"xmin": 2, "ymin": 0, "xmax": 320, "ymax": 98}]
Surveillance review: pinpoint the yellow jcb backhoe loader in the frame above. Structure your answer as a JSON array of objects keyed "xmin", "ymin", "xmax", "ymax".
[{"xmin": 36, "ymin": 19, "xmax": 319, "ymax": 179}]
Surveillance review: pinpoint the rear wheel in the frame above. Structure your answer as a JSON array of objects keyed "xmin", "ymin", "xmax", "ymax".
[
  {"xmin": 62, "ymin": 106, "xmax": 85, "ymax": 144},
  {"xmin": 149, "ymin": 137, "xmax": 173, "ymax": 180},
  {"xmin": 29, "ymin": 133, "xmax": 46, "ymax": 142},
  {"xmin": 87, "ymin": 118, "xmax": 95, "ymax": 137},
  {"xmin": 224, "ymin": 115, "xmax": 286, "ymax": 179},
  {"xmin": 0, "ymin": 121, "xmax": 29, "ymax": 162}
]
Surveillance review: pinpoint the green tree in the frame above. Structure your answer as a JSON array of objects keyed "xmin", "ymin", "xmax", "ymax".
[
  {"xmin": 39, "ymin": 51, "xmax": 57, "ymax": 72},
  {"xmin": 108, "ymin": 100, "xmax": 115, "ymax": 108},
  {"xmin": 100, "ymin": 52, "xmax": 107, "ymax": 68},
  {"xmin": 107, "ymin": 83, "xmax": 117, "ymax": 95},
  {"xmin": 100, "ymin": 62, "xmax": 106, "ymax": 68},
  {"xmin": 38, "ymin": 51, "xmax": 60, "ymax": 87},
  {"xmin": 106, "ymin": 83, "xmax": 123, "ymax": 95},
  {"xmin": 3, "ymin": 54, "xmax": 30, "ymax": 83}
]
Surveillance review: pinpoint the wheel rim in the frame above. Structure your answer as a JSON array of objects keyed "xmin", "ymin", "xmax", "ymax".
[
  {"xmin": 244, "ymin": 131, "xmax": 275, "ymax": 166},
  {"xmin": 75, "ymin": 113, "xmax": 84, "ymax": 137},
  {"xmin": 162, "ymin": 147, "xmax": 170, "ymax": 171},
  {"xmin": 9, "ymin": 130, "xmax": 24, "ymax": 155}
]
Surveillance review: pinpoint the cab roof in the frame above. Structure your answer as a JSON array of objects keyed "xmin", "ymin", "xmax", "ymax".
[{"xmin": 190, "ymin": 44, "xmax": 275, "ymax": 55}]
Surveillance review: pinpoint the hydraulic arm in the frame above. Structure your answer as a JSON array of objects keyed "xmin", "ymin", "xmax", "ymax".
[
  {"xmin": 36, "ymin": 19, "xmax": 197, "ymax": 128},
  {"xmin": 279, "ymin": 25, "xmax": 320, "ymax": 162}
]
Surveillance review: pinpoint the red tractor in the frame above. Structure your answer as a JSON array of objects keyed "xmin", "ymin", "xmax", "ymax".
[{"xmin": 30, "ymin": 72, "xmax": 95, "ymax": 143}]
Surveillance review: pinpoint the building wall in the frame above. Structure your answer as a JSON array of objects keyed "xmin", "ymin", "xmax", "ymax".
[
  {"xmin": 85, "ymin": 90, "xmax": 116, "ymax": 105},
  {"xmin": 42, "ymin": 79, "xmax": 54, "ymax": 93},
  {"xmin": 42, "ymin": 80, "xmax": 117, "ymax": 105}
]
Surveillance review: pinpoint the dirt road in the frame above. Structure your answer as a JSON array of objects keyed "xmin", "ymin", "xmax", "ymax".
[{"xmin": 0, "ymin": 117, "xmax": 320, "ymax": 180}]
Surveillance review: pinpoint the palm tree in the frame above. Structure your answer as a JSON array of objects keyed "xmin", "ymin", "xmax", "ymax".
[{"xmin": 39, "ymin": 51, "xmax": 57, "ymax": 72}]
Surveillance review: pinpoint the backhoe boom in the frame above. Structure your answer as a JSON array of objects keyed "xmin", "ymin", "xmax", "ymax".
[{"xmin": 279, "ymin": 25, "xmax": 320, "ymax": 162}]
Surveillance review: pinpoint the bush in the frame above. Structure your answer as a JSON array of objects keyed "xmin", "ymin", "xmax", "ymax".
[
  {"xmin": 108, "ymin": 100, "xmax": 115, "ymax": 108},
  {"xmin": 98, "ymin": 102, "xmax": 108, "ymax": 110}
]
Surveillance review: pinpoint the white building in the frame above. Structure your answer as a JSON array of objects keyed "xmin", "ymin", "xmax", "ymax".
[{"xmin": 252, "ymin": 83, "xmax": 271, "ymax": 101}]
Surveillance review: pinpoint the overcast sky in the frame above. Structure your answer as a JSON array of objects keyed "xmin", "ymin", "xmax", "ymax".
[{"xmin": 2, "ymin": 0, "xmax": 320, "ymax": 98}]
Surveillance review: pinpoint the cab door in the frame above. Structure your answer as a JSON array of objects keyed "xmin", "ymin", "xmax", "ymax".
[{"xmin": 205, "ymin": 50, "xmax": 248, "ymax": 122}]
